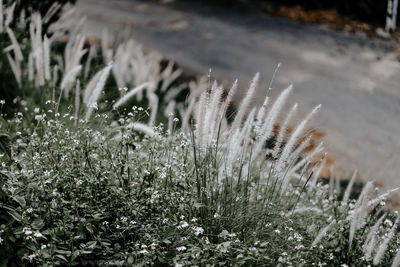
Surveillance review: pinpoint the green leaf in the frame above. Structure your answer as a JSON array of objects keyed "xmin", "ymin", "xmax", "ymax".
[
  {"xmin": 7, "ymin": 210, "xmax": 23, "ymax": 222},
  {"xmin": 0, "ymin": 134, "xmax": 11, "ymax": 158},
  {"xmin": 12, "ymin": 195, "xmax": 26, "ymax": 208},
  {"xmin": 87, "ymin": 241, "xmax": 97, "ymax": 249},
  {"xmin": 32, "ymin": 218, "xmax": 44, "ymax": 230},
  {"xmin": 55, "ymin": 254, "xmax": 68, "ymax": 263}
]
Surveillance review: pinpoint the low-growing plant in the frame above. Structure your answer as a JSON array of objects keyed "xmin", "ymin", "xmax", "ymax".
[{"xmin": 1, "ymin": 0, "xmax": 400, "ymax": 266}]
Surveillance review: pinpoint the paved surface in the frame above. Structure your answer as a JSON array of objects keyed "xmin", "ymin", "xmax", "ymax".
[{"xmin": 77, "ymin": 0, "xmax": 400, "ymax": 189}]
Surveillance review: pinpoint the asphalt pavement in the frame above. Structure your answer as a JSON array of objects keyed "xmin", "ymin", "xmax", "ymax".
[{"xmin": 77, "ymin": 0, "xmax": 400, "ymax": 190}]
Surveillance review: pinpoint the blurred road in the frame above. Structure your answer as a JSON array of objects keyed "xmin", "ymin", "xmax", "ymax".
[{"xmin": 77, "ymin": 0, "xmax": 400, "ymax": 189}]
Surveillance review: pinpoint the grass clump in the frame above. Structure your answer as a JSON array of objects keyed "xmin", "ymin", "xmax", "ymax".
[{"xmin": 1, "ymin": 1, "xmax": 400, "ymax": 266}]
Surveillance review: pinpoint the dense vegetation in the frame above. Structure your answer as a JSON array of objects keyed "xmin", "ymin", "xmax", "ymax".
[{"xmin": 1, "ymin": 1, "xmax": 400, "ymax": 266}]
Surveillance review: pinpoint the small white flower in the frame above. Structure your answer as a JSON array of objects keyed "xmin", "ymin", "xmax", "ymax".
[
  {"xmin": 214, "ymin": 213, "xmax": 220, "ymax": 218},
  {"xmin": 76, "ymin": 180, "xmax": 83, "ymax": 185},
  {"xmin": 121, "ymin": 216, "xmax": 128, "ymax": 222},
  {"xmin": 384, "ymin": 219, "xmax": 393, "ymax": 227},
  {"xmin": 178, "ymin": 221, "xmax": 189, "ymax": 229},
  {"xmin": 23, "ymin": 227, "xmax": 32, "ymax": 235},
  {"xmin": 34, "ymin": 231, "xmax": 43, "ymax": 238},
  {"xmin": 35, "ymin": 115, "xmax": 44, "ymax": 121},
  {"xmin": 41, "ymin": 243, "xmax": 47, "ymax": 249},
  {"xmin": 192, "ymin": 226, "xmax": 204, "ymax": 236},
  {"xmin": 176, "ymin": 246, "xmax": 186, "ymax": 252},
  {"xmin": 27, "ymin": 254, "xmax": 36, "ymax": 260},
  {"xmin": 191, "ymin": 217, "xmax": 198, "ymax": 223},
  {"xmin": 130, "ymin": 220, "xmax": 137, "ymax": 225},
  {"xmin": 0, "ymin": 100, "xmax": 5, "ymax": 105},
  {"xmin": 89, "ymin": 102, "xmax": 98, "ymax": 110},
  {"xmin": 26, "ymin": 208, "xmax": 33, "ymax": 214},
  {"xmin": 34, "ymin": 108, "xmax": 40, "ymax": 113},
  {"xmin": 52, "ymin": 190, "xmax": 58, "ymax": 197},
  {"xmin": 275, "ymin": 229, "xmax": 281, "ymax": 234},
  {"xmin": 341, "ymin": 264, "xmax": 349, "ymax": 267},
  {"xmin": 139, "ymin": 249, "xmax": 149, "ymax": 254}
]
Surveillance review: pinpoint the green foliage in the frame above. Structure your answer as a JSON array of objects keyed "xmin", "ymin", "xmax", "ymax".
[{"xmin": 0, "ymin": 106, "xmax": 397, "ymax": 266}]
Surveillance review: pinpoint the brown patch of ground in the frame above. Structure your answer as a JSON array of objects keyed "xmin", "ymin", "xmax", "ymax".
[{"xmin": 264, "ymin": 5, "xmax": 375, "ymax": 36}]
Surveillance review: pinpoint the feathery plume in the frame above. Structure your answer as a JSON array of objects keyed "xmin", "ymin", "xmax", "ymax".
[
  {"xmin": 6, "ymin": 27, "xmax": 23, "ymax": 61},
  {"xmin": 165, "ymin": 101, "xmax": 176, "ymax": 136},
  {"xmin": 204, "ymin": 83, "xmax": 224, "ymax": 145},
  {"xmin": 84, "ymin": 44, "xmax": 97, "ymax": 79},
  {"xmin": 373, "ymin": 216, "xmax": 399, "ymax": 265},
  {"xmin": 43, "ymin": 2, "xmax": 62, "ymax": 24},
  {"xmin": 84, "ymin": 70, "xmax": 102, "ymax": 104},
  {"xmin": 312, "ymin": 219, "xmax": 336, "ymax": 247},
  {"xmin": 52, "ymin": 65, "xmax": 59, "ymax": 88},
  {"xmin": 368, "ymin": 187, "xmax": 400, "ymax": 209},
  {"xmin": 85, "ymin": 63, "xmax": 112, "ymax": 121},
  {"xmin": 60, "ymin": 65, "xmax": 82, "ymax": 95},
  {"xmin": 273, "ymin": 103, "xmax": 298, "ymax": 158},
  {"xmin": 342, "ymin": 170, "xmax": 358, "ymax": 204},
  {"xmin": 28, "ymin": 52, "xmax": 34, "ymax": 81},
  {"xmin": 113, "ymin": 82, "xmax": 150, "ymax": 109},
  {"xmin": 74, "ymin": 80, "xmax": 80, "ymax": 126},
  {"xmin": 292, "ymin": 207, "xmax": 322, "ymax": 215},
  {"xmin": 392, "ymin": 249, "xmax": 400, "ymax": 267},
  {"xmin": 230, "ymin": 73, "xmax": 259, "ymax": 133},
  {"xmin": 349, "ymin": 181, "xmax": 373, "ymax": 247},
  {"xmin": 277, "ymin": 104, "xmax": 321, "ymax": 172},
  {"xmin": 309, "ymin": 156, "xmax": 326, "ymax": 189},
  {"xmin": 4, "ymin": 2, "xmax": 15, "ymax": 28},
  {"xmin": 126, "ymin": 122, "xmax": 156, "ymax": 138},
  {"xmin": 253, "ymin": 85, "xmax": 292, "ymax": 159},
  {"xmin": 6, "ymin": 52, "xmax": 21, "ymax": 87},
  {"xmin": 148, "ymin": 93, "xmax": 159, "ymax": 127},
  {"xmin": 365, "ymin": 235, "xmax": 377, "ymax": 260},
  {"xmin": 34, "ymin": 48, "xmax": 45, "ymax": 87},
  {"xmin": 43, "ymin": 35, "xmax": 51, "ymax": 81},
  {"xmin": 290, "ymin": 141, "xmax": 323, "ymax": 175},
  {"xmin": 182, "ymin": 97, "xmax": 196, "ymax": 133},
  {"xmin": 222, "ymin": 79, "xmax": 238, "ymax": 114},
  {"xmin": 363, "ymin": 213, "xmax": 386, "ymax": 259},
  {"xmin": 254, "ymin": 94, "xmax": 269, "ymax": 134},
  {"xmin": 0, "ymin": 0, "xmax": 3, "ymax": 33}
]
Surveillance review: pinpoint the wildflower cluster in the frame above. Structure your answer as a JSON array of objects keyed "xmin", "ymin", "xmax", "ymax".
[{"xmin": 1, "ymin": 0, "xmax": 400, "ymax": 266}]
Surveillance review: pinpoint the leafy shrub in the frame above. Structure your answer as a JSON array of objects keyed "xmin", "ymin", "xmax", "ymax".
[{"xmin": 1, "ymin": 1, "xmax": 400, "ymax": 266}]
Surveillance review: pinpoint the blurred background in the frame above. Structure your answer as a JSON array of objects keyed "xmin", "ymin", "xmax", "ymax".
[{"xmin": 21, "ymin": 0, "xmax": 400, "ymax": 189}]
